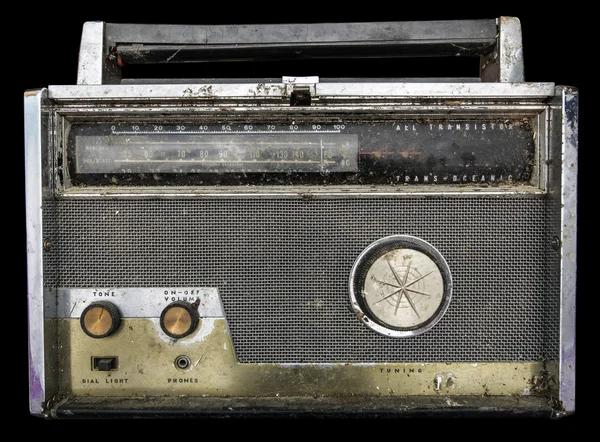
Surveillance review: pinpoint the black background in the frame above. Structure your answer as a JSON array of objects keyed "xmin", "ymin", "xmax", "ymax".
[{"xmin": 15, "ymin": 4, "xmax": 588, "ymax": 433}]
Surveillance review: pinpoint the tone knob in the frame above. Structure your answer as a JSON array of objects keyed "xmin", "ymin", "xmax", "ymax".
[
  {"xmin": 160, "ymin": 301, "xmax": 200, "ymax": 338},
  {"xmin": 80, "ymin": 301, "xmax": 122, "ymax": 339}
]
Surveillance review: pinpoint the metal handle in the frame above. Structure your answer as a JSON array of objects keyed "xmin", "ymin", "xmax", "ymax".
[{"xmin": 77, "ymin": 17, "xmax": 524, "ymax": 85}]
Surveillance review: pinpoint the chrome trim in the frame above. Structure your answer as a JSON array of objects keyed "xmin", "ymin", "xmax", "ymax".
[
  {"xmin": 48, "ymin": 82, "xmax": 556, "ymax": 101},
  {"xmin": 24, "ymin": 89, "xmax": 47, "ymax": 417},
  {"xmin": 76, "ymin": 22, "xmax": 105, "ymax": 85},
  {"xmin": 54, "ymin": 104, "xmax": 551, "ymax": 116},
  {"xmin": 496, "ymin": 17, "xmax": 525, "ymax": 82},
  {"xmin": 56, "ymin": 187, "xmax": 547, "ymax": 199},
  {"xmin": 538, "ymin": 109, "xmax": 550, "ymax": 193},
  {"xmin": 557, "ymin": 86, "xmax": 577, "ymax": 416},
  {"xmin": 480, "ymin": 17, "xmax": 524, "ymax": 83},
  {"xmin": 316, "ymin": 82, "xmax": 553, "ymax": 98}
]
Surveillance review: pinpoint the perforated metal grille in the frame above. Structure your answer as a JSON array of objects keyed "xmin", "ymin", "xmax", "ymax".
[{"xmin": 43, "ymin": 197, "xmax": 560, "ymax": 363}]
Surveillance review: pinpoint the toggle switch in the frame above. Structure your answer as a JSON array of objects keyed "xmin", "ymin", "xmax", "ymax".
[{"xmin": 93, "ymin": 357, "xmax": 118, "ymax": 371}]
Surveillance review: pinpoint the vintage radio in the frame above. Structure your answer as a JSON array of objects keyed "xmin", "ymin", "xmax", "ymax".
[{"xmin": 24, "ymin": 17, "xmax": 577, "ymax": 418}]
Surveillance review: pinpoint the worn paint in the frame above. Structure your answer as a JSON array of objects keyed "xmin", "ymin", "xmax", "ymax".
[
  {"xmin": 59, "ymin": 317, "xmax": 553, "ymax": 400},
  {"xmin": 155, "ymin": 317, "xmax": 217, "ymax": 344}
]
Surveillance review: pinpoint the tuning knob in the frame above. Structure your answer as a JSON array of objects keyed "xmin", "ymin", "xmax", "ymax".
[
  {"xmin": 80, "ymin": 301, "xmax": 122, "ymax": 339},
  {"xmin": 160, "ymin": 301, "xmax": 200, "ymax": 338}
]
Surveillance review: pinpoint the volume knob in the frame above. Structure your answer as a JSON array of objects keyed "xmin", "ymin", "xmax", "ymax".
[
  {"xmin": 80, "ymin": 301, "xmax": 122, "ymax": 339},
  {"xmin": 160, "ymin": 301, "xmax": 200, "ymax": 338}
]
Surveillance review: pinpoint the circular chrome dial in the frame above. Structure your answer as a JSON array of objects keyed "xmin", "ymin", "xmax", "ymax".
[
  {"xmin": 80, "ymin": 301, "xmax": 122, "ymax": 339},
  {"xmin": 349, "ymin": 235, "xmax": 452, "ymax": 337}
]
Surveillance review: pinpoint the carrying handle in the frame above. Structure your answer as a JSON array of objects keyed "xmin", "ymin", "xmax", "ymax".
[{"xmin": 76, "ymin": 18, "xmax": 524, "ymax": 85}]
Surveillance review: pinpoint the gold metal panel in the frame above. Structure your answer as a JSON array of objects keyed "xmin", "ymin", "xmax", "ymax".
[{"xmin": 58, "ymin": 318, "xmax": 553, "ymax": 400}]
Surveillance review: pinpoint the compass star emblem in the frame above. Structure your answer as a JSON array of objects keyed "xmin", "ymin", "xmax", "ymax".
[
  {"xmin": 371, "ymin": 258, "xmax": 434, "ymax": 318},
  {"xmin": 349, "ymin": 235, "xmax": 452, "ymax": 337}
]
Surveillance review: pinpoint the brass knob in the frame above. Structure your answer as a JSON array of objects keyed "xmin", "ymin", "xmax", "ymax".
[
  {"xmin": 160, "ymin": 301, "xmax": 200, "ymax": 338},
  {"xmin": 80, "ymin": 301, "xmax": 121, "ymax": 339}
]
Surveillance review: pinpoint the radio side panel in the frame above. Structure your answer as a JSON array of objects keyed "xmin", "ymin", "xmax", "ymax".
[
  {"xmin": 548, "ymin": 86, "xmax": 578, "ymax": 415},
  {"xmin": 25, "ymin": 88, "xmax": 58, "ymax": 418}
]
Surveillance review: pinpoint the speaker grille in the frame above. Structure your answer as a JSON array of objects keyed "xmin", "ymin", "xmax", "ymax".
[{"xmin": 43, "ymin": 197, "xmax": 560, "ymax": 363}]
